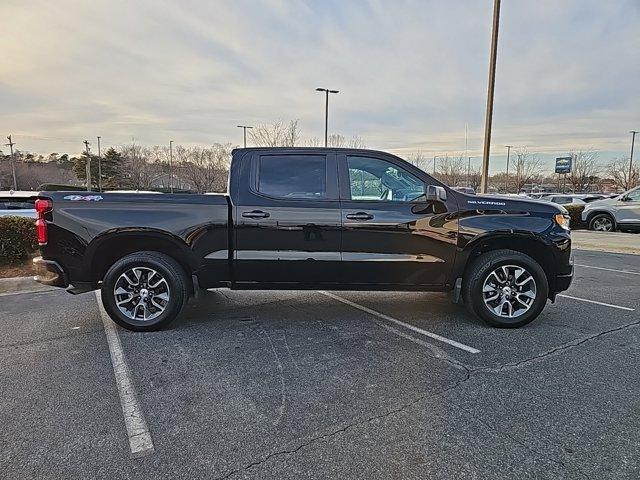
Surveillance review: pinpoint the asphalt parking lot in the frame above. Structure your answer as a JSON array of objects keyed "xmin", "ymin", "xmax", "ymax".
[{"xmin": 1, "ymin": 250, "xmax": 639, "ymax": 479}]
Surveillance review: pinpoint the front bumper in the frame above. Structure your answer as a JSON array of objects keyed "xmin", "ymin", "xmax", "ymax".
[{"xmin": 33, "ymin": 256, "xmax": 68, "ymax": 288}]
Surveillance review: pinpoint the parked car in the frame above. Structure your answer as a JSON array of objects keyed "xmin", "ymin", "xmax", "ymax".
[
  {"xmin": 0, "ymin": 190, "xmax": 38, "ymax": 218},
  {"xmin": 452, "ymin": 186, "xmax": 475, "ymax": 194},
  {"xmin": 33, "ymin": 148, "xmax": 573, "ymax": 331},
  {"xmin": 540, "ymin": 194, "xmax": 606, "ymax": 206},
  {"xmin": 581, "ymin": 186, "xmax": 640, "ymax": 232}
]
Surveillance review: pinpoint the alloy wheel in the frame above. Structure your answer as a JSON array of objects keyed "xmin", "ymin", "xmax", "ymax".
[
  {"xmin": 114, "ymin": 267, "xmax": 170, "ymax": 321},
  {"xmin": 592, "ymin": 217, "xmax": 613, "ymax": 232},
  {"xmin": 482, "ymin": 264, "xmax": 537, "ymax": 319}
]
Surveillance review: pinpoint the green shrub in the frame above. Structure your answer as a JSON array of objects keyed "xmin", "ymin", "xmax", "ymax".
[
  {"xmin": 0, "ymin": 216, "xmax": 38, "ymax": 265},
  {"xmin": 564, "ymin": 204, "xmax": 587, "ymax": 230}
]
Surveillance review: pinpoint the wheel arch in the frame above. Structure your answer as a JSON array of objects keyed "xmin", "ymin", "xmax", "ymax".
[
  {"xmin": 85, "ymin": 229, "xmax": 197, "ymax": 284},
  {"xmin": 457, "ymin": 233, "xmax": 557, "ymax": 293},
  {"xmin": 584, "ymin": 209, "xmax": 616, "ymax": 228}
]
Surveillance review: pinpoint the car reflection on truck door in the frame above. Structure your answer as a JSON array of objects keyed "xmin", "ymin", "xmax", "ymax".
[
  {"xmin": 233, "ymin": 152, "xmax": 342, "ymax": 285},
  {"xmin": 338, "ymin": 154, "xmax": 458, "ymax": 287}
]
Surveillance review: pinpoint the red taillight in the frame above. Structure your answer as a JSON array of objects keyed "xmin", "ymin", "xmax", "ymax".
[{"xmin": 34, "ymin": 199, "xmax": 52, "ymax": 245}]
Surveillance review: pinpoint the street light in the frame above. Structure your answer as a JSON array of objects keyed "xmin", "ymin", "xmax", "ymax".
[
  {"xmin": 237, "ymin": 125, "xmax": 253, "ymax": 148},
  {"xmin": 315, "ymin": 88, "xmax": 339, "ymax": 147},
  {"xmin": 629, "ymin": 130, "xmax": 638, "ymax": 189},
  {"xmin": 97, "ymin": 136, "xmax": 102, "ymax": 192},
  {"xmin": 504, "ymin": 145, "xmax": 513, "ymax": 193},
  {"xmin": 169, "ymin": 140, "xmax": 174, "ymax": 193}
]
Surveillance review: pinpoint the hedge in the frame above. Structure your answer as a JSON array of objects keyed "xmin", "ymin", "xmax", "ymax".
[
  {"xmin": 564, "ymin": 204, "xmax": 587, "ymax": 230},
  {"xmin": 0, "ymin": 216, "xmax": 39, "ymax": 265}
]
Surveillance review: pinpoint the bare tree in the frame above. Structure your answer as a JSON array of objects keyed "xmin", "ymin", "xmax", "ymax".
[
  {"xmin": 306, "ymin": 134, "xmax": 366, "ymax": 148},
  {"xmin": 512, "ymin": 148, "xmax": 543, "ymax": 192},
  {"xmin": 434, "ymin": 154, "xmax": 466, "ymax": 187},
  {"xmin": 119, "ymin": 143, "xmax": 159, "ymax": 190},
  {"xmin": 250, "ymin": 120, "xmax": 300, "ymax": 147},
  {"xmin": 607, "ymin": 156, "xmax": 639, "ymax": 191},
  {"xmin": 179, "ymin": 143, "xmax": 232, "ymax": 193},
  {"xmin": 406, "ymin": 151, "xmax": 431, "ymax": 174},
  {"xmin": 567, "ymin": 149, "xmax": 600, "ymax": 192}
]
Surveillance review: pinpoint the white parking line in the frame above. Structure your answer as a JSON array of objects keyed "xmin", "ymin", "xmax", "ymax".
[
  {"xmin": 575, "ymin": 264, "xmax": 640, "ymax": 276},
  {"xmin": 558, "ymin": 294, "xmax": 635, "ymax": 311},
  {"xmin": 319, "ymin": 291, "xmax": 480, "ymax": 354},
  {"xmin": 95, "ymin": 291, "xmax": 155, "ymax": 457}
]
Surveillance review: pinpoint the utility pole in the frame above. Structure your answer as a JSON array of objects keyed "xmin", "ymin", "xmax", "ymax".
[
  {"xmin": 4, "ymin": 135, "xmax": 17, "ymax": 190},
  {"xmin": 83, "ymin": 140, "xmax": 91, "ymax": 191},
  {"xmin": 169, "ymin": 140, "xmax": 174, "ymax": 193},
  {"xmin": 504, "ymin": 145, "xmax": 512, "ymax": 193},
  {"xmin": 630, "ymin": 130, "xmax": 638, "ymax": 189},
  {"xmin": 316, "ymin": 88, "xmax": 339, "ymax": 147},
  {"xmin": 237, "ymin": 125, "xmax": 253, "ymax": 148},
  {"xmin": 97, "ymin": 136, "xmax": 102, "ymax": 192},
  {"xmin": 480, "ymin": 0, "xmax": 502, "ymax": 194},
  {"xmin": 433, "ymin": 155, "xmax": 437, "ymax": 175},
  {"xmin": 516, "ymin": 152, "xmax": 522, "ymax": 194}
]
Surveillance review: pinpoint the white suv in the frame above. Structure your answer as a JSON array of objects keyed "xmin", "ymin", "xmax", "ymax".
[{"xmin": 581, "ymin": 186, "xmax": 640, "ymax": 232}]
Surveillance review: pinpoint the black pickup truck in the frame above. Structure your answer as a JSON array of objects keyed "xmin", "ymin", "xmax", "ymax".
[{"xmin": 33, "ymin": 147, "xmax": 573, "ymax": 331}]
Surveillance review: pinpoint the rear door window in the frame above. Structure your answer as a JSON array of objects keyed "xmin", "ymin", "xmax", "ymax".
[{"xmin": 258, "ymin": 155, "xmax": 327, "ymax": 199}]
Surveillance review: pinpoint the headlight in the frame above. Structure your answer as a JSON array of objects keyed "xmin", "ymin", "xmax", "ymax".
[{"xmin": 554, "ymin": 214, "xmax": 570, "ymax": 230}]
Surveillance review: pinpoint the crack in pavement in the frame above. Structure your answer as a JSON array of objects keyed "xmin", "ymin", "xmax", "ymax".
[
  {"xmin": 213, "ymin": 373, "xmax": 471, "ymax": 480},
  {"xmin": 212, "ymin": 315, "xmax": 640, "ymax": 479},
  {"xmin": 0, "ymin": 328, "xmax": 105, "ymax": 351},
  {"xmin": 453, "ymin": 403, "xmax": 592, "ymax": 480},
  {"xmin": 468, "ymin": 316, "xmax": 640, "ymax": 374}
]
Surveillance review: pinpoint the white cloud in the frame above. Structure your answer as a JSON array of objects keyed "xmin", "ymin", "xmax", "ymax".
[{"xmin": 0, "ymin": 0, "xmax": 638, "ymax": 170}]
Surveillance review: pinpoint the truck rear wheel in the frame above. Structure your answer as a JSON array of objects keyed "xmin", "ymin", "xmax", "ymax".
[
  {"xmin": 100, "ymin": 251, "xmax": 188, "ymax": 331},
  {"xmin": 463, "ymin": 249, "xmax": 549, "ymax": 328}
]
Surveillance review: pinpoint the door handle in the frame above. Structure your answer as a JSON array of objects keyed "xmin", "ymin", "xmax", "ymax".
[
  {"xmin": 242, "ymin": 210, "xmax": 270, "ymax": 219},
  {"xmin": 346, "ymin": 212, "xmax": 374, "ymax": 221}
]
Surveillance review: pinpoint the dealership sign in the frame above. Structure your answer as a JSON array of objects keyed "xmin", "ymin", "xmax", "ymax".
[{"xmin": 555, "ymin": 156, "xmax": 572, "ymax": 174}]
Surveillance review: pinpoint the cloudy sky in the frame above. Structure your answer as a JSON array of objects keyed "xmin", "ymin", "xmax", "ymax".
[{"xmin": 1, "ymin": 0, "xmax": 638, "ymax": 171}]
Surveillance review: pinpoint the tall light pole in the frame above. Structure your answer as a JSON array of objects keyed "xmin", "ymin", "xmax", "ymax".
[
  {"xmin": 83, "ymin": 140, "xmax": 91, "ymax": 191},
  {"xmin": 97, "ymin": 136, "xmax": 102, "ymax": 192},
  {"xmin": 4, "ymin": 135, "xmax": 17, "ymax": 190},
  {"xmin": 237, "ymin": 125, "xmax": 253, "ymax": 148},
  {"xmin": 629, "ymin": 130, "xmax": 638, "ymax": 189},
  {"xmin": 169, "ymin": 140, "xmax": 174, "ymax": 193},
  {"xmin": 316, "ymin": 88, "xmax": 339, "ymax": 147},
  {"xmin": 504, "ymin": 145, "xmax": 512, "ymax": 193},
  {"xmin": 480, "ymin": 0, "xmax": 502, "ymax": 194}
]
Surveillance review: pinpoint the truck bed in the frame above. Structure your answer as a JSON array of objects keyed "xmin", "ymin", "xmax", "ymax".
[{"xmin": 38, "ymin": 191, "xmax": 231, "ymax": 287}]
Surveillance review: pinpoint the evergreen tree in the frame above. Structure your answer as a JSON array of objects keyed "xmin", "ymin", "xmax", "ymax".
[{"xmin": 72, "ymin": 147, "xmax": 125, "ymax": 189}]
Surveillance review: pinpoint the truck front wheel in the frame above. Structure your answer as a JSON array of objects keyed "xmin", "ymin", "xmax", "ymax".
[
  {"xmin": 463, "ymin": 249, "xmax": 549, "ymax": 328},
  {"xmin": 100, "ymin": 251, "xmax": 188, "ymax": 331}
]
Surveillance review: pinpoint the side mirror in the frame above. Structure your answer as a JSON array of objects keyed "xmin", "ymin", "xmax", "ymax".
[{"xmin": 425, "ymin": 185, "xmax": 447, "ymax": 202}]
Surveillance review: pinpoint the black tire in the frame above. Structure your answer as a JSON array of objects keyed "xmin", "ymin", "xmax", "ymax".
[
  {"xmin": 588, "ymin": 213, "xmax": 616, "ymax": 232},
  {"xmin": 101, "ymin": 251, "xmax": 189, "ymax": 331},
  {"xmin": 463, "ymin": 249, "xmax": 549, "ymax": 328}
]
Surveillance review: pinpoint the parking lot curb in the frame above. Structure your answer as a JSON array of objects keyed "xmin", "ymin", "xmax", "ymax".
[{"xmin": 0, "ymin": 276, "xmax": 56, "ymax": 296}]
